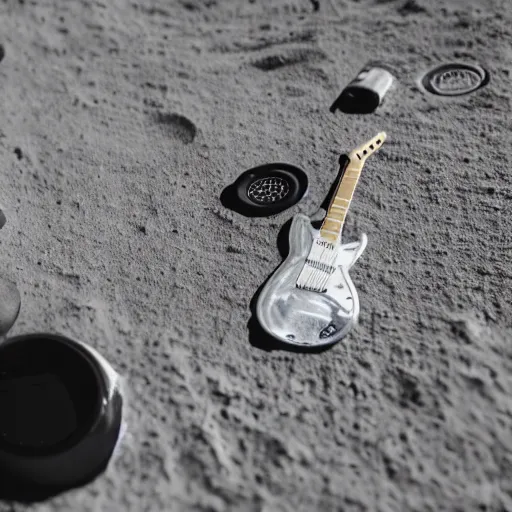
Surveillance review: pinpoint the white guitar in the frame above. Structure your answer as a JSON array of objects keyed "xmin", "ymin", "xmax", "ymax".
[{"xmin": 256, "ymin": 132, "xmax": 386, "ymax": 348}]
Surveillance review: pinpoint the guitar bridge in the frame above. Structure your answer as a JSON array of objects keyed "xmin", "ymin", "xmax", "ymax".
[
  {"xmin": 296, "ymin": 283, "xmax": 328, "ymax": 293},
  {"xmin": 296, "ymin": 237, "xmax": 338, "ymax": 293},
  {"xmin": 304, "ymin": 259, "xmax": 336, "ymax": 274},
  {"xmin": 296, "ymin": 260, "xmax": 336, "ymax": 293}
]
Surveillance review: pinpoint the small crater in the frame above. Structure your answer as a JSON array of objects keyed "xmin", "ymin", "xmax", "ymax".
[
  {"xmin": 0, "ymin": 277, "xmax": 20, "ymax": 335},
  {"xmin": 180, "ymin": 0, "xmax": 199, "ymax": 10},
  {"xmin": 450, "ymin": 319, "xmax": 475, "ymax": 344},
  {"xmin": 348, "ymin": 381, "xmax": 359, "ymax": 397},
  {"xmin": 143, "ymin": 98, "xmax": 164, "ymax": 109},
  {"xmin": 383, "ymin": 454, "xmax": 397, "ymax": 480},
  {"xmin": 284, "ymin": 85, "xmax": 306, "ymax": 97},
  {"xmin": 461, "ymin": 374, "xmax": 485, "ymax": 391},
  {"xmin": 398, "ymin": 0, "xmax": 426, "ymax": 16},
  {"xmin": 14, "ymin": 147, "xmax": 23, "ymax": 160},
  {"xmin": 421, "ymin": 63, "xmax": 489, "ymax": 96},
  {"xmin": 397, "ymin": 371, "xmax": 423, "ymax": 407},
  {"xmin": 155, "ymin": 113, "xmax": 197, "ymax": 144},
  {"xmin": 251, "ymin": 49, "xmax": 325, "ymax": 71}
]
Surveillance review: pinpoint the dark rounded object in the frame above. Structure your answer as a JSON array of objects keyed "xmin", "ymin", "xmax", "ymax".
[
  {"xmin": 0, "ymin": 44, "xmax": 4, "ymax": 63},
  {"xmin": 221, "ymin": 163, "xmax": 308, "ymax": 217},
  {"xmin": 0, "ymin": 276, "xmax": 21, "ymax": 336},
  {"xmin": 421, "ymin": 62, "xmax": 489, "ymax": 96},
  {"xmin": 0, "ymin": 333, "xmax": 122, "ymax": 491},
  {"xmin": 0, "ymin": 208, "xmax": 6, "ymax": 230}
]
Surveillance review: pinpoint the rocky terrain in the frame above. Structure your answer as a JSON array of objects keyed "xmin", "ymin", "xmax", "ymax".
[{"xmin": 0, "ymin": 0, "xmax": 511, "ymax": 510}]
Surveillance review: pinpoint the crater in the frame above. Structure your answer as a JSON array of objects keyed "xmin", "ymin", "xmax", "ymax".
[
  {"xmin": 421, "ymin": 62, "xmax": 489, "ymax": 96},
  {"xmin": 155, "ymin": 113, "xmax": 197, "ymax": 144},
  {"xmin": 398, "ymin": 0, "xmax": 426, "ymax": 15},
  {"xmin": 284, "ymin": 85, "xmax": 306, "ymax": 97}
]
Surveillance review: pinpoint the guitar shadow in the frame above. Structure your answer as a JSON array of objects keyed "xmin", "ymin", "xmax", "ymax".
[{"xmin": 247, "ymin": 155, "xmax": 350, "ymax": 354}]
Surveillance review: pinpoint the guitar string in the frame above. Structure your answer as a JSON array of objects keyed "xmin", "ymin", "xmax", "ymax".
[{"xmin": 296, "ymin": 133, "xmax": 384, "ymax": 292}]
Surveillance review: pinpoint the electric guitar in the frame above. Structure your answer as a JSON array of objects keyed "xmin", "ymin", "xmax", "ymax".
[{"xmin": 256, "ymin": 132, "xmax": 386, "ymax": 348}]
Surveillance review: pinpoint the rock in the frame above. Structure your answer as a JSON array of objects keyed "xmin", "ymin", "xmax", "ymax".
[
  {"xmin": 0, "ymin": 207, "xmax": 5, "ymax": 230},
  {"xmin": 0, "ymin": 276, "xmax": 21, "ymax": 335}
]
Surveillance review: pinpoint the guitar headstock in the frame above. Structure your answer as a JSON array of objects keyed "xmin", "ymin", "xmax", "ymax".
[{"xmin": 348, "ymin": 132, "xmax": 387, "ymax": 164}]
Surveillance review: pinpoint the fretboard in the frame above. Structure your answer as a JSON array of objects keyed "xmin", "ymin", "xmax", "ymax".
[
  {"xmin": 318, "ymin": 131, "xmax": 386, "ymax": 243},
  {"xmin": 319, "ymin": 159, "xmax": 363, "ymax": 243}
]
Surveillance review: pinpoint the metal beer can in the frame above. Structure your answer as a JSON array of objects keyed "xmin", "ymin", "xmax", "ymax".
[{"xmin": 331, "ymin": 64, "xmax": 395, "ymax": 114}]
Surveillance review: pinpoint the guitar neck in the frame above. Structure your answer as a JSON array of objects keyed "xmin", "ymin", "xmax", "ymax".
[
  {"xmin": 319, "ymin": 160, "xmax": 363, "ymax": 242},
  {"xmin": 319, "ymin": 132, "xmax": 386, "ymax": 243}
]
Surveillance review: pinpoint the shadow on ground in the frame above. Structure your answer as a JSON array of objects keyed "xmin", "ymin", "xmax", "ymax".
[{"xmin": 0, "ymin": 461, "xmax": 109, "ymax": 503}]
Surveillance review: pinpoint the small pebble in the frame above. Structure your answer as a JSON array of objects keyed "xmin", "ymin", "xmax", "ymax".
[
  {"xmin": 290, "ymin": 377, "xmax": 304, "ymax": 394},
  {"xmin": 0, "ymin": 276, "xmax": 21, "ymax": 335}
]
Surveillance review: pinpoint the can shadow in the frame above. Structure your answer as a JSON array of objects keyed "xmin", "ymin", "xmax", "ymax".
[
  {"xmin": 330, "ymin": 88, "xmax": 379, "ymax": 114},
  {"xmin": 0, "ymin": 456, "xmax": 111, "ymax": 503}
]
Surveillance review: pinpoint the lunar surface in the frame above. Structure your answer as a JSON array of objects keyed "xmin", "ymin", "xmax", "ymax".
[{"xmin": 1, "ymin": 0, "xmax": 511, "ymax": 510}]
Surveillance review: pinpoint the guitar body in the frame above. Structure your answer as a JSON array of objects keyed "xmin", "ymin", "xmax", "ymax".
[
  {"xmin": 256, "ymin": 214, "xmax": 367, "ymax": 348},
  {"xmin": 256, "ymin": 132, "xmax": 386, "ymax": 348}
]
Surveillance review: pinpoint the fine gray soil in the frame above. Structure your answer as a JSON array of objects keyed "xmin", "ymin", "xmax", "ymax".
[{"xmin": 1, "ymin": 0, "xmax": 512, "ymax": 511}]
